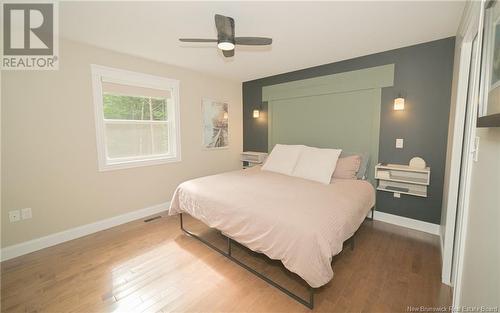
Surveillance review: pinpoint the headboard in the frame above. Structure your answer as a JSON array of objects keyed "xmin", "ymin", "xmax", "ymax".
[{"xmin": 262, "ymin": 64, "xmax": 395, "ymax": 184}]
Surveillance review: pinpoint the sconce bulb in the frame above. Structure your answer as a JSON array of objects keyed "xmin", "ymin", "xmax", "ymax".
[
  {"xmin": 394, "ymin": 97, "xmax": 405, "ymax": 111},
  {"xmin": 253, "ymin": 109, "xmax": 260, "ymax": 118}
]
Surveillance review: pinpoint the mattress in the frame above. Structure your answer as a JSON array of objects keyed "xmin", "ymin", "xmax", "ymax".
[{"xmin": 168, "ymin": 166, "xmax": 375, "ymax": 288}]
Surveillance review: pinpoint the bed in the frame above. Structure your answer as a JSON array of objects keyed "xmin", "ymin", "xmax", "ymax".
[{"xmin": 169, "ymin": 164, "xmax": 375, "ymax": 308}]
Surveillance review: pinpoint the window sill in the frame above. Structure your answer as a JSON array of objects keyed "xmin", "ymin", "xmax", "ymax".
[{"xmin": 98, "ymin": 155, "xmax": 181, "ymax": 172}]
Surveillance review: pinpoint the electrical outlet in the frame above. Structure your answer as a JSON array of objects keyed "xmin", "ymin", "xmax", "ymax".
[
  {"xmin": 21, "ymin": 208, "xmax": 32, "ymax": 220},
  {"xmin": 396, "ymin": 138, "xmax": 404, "ymax": 149},
  {"xmin": 393, "ymin": 192, "xmax": 401, "ymax": 198},
  {"xmin": 9, "ymin": 210, "xmax": 21, "ymax": 222}
]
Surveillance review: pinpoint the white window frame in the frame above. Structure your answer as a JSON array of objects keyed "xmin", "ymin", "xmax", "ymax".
[{"xmin": 91, "ymin": 64, "xmax": 181, "ymax": 171}]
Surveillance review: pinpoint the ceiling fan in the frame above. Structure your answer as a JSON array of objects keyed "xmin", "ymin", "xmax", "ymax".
[{"xmin": 179, "ymin": 14, "xmax": 272, "ymax": 57}]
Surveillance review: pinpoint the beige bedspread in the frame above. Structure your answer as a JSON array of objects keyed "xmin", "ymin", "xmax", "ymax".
[{"xmin": 168, "ymin": 166, "xmax": 375, "ymax": 287}]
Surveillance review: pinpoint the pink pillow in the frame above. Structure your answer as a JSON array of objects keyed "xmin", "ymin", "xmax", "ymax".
[{"xmin": 332, "ymin": 155, "xmax": 361, "ymax": 180}]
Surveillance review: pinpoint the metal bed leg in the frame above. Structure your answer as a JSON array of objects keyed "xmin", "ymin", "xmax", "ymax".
[
  {"xmin": 366, "ymin": 206, "xmax": 375, "ymax": 221},
  {"xmin": 178, "ymin": 213, "xmax": 315, "ymax": 309},
  {"xmin": 309, "ymin": 286, "xmax": 314, "ymax": 308}
]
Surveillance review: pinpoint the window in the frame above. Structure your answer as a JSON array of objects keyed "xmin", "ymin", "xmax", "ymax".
[{"xmin": 91, "ymin": 65, "xmax": 181, "ymax": 171}]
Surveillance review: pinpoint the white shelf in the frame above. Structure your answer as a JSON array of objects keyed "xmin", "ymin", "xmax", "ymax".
[
  {"xmin": 241, "ymin": 151, "xmax": 268, "ymax": 164},
  {"xmin": 376, "ymin": 163, "xmax": 430, "ymax": 174},
  {"xmin": 242, "ymin": 163, "xmax": 261, "ymax": 169},
  {"xmin": 375, "ymin": 175, "xmax": 429, "ymax": 186},
  {"xmin": 240, "ymin": 159, "xmax": 264, "ymax": 163},
  {"xmin": 376, "ymin": 186, "xmax": 427, "ymax": 198},
  {"xmin": 375, "ymin": 163, "xmax": 430, "ymax": 198}
]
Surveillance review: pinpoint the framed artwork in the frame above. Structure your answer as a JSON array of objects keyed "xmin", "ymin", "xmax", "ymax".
[
  {"xmin": 478, "ymin": 0, "xmax": 500, "ymax": 127},
  {"xmin": 202, "ymin": 98, "xmax": 229, "ymax": 149}
]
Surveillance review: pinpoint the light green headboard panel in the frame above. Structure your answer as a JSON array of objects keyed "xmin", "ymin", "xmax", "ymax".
[{"xmin": 262, "ymin": 64, "xmax": 394, "ymax": 184}]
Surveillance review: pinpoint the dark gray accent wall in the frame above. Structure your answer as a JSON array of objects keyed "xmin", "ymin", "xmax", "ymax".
[{"xmin": 243, "ymin": 37, "xmax": 455, "ymax": 224}]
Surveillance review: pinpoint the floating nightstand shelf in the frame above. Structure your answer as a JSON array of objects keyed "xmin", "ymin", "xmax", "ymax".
[
  {"xmin": 241, "ymin": 151, "xmax": 268, "ymax": 169},
  {"xmin": 375, "ymin": 163, "xmax": 430, "ymax": 198}
]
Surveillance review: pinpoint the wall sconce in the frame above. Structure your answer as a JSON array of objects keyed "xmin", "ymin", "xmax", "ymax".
[
  {"xmin": 253, "ymin": 102, "xmax": 264, "ymax": 119},
  {"xmin": 394, "ymin": 96, "xmax": 405, "ymax": 111},
  {"xmin": 253, "ymin": 109, "xmax": 260, "ymax": 118}
]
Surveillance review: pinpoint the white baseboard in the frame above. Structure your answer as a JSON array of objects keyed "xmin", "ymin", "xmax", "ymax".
[
  {"xmin": 373, "ymin": 211, "xmax": 440, "ymax": 235},
  {"xmin": 1, "ymin": 204, "xmax": 440, "ymax": 261},
  {"xmin": 1, "ymin": 202, "xmax": 170, "ymax": 262}
]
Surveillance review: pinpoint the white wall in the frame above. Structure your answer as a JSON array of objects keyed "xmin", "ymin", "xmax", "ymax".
[
  {"xmin": 443, "ymin": 0, "xmax": 500, "ymax": 307},
  {"xmin": 458, "ymin": 128, "xmax": 500, "ymax": 307},
  {"xmin": 1, "ymin": 39, "xmax": 242, "ymax": 248}
]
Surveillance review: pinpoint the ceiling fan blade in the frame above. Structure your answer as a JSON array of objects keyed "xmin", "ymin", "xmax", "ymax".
[
  {"xmin": 215, "ymin": 14, "xmax": 235, "ymax": 42},
  {"xmin": 235, "ymin": 37, "xmax": 272, "ymax": 45},
  {"xmin": 223, "ymin": 49, "xmax": 234, "ymax": 58},
  {"xmin": 179, "ymin": 38, "xmax": 218, "ymax": 43}
]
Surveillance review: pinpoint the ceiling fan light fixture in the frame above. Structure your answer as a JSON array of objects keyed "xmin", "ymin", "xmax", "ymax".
[
  {"xmin": 217, "ymin": 41, "xmax": 235, "ymax": 51},
  {"xmin": 179, "ymin": 14, "xmax": 272, "ymax": 58}
]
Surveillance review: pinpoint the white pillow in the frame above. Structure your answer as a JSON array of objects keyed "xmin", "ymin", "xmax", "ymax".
[
  {"xmin": 262, "ymin": 144, "xmax": 303, "ymax": 175},
  {"xmin": 291, "ymin": 146, "xmax": 342, "ymax": 184}
]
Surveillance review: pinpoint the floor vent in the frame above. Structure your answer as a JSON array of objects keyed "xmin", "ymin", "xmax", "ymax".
[{"xmin": 144, "ymin": 216, "xmax": 162, "ymax": 223}]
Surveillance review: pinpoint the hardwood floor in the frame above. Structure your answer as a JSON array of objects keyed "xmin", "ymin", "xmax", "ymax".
[{"xmin": 1, "ymin": 213, "xmax": 451, "ymax": 313}]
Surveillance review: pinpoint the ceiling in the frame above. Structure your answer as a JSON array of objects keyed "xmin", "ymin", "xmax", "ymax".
[{"xmin": 60, "ymin": 1, "xmax": 465, "ymax": 82}]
